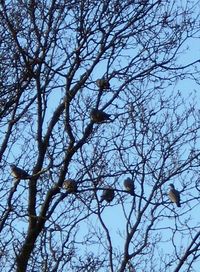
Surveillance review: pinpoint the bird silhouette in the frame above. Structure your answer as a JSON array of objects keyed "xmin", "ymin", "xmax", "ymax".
[
  {"xmin": 124, "ymin": 177, "xmax": 134, "ymax": 195},
  {"xmin": 63, "ymin": 179, "xmax": 77, "ymax": 193},
  {"xmin": 96, "ymin": 78, "xmax": 110, "ymax": 90},
  {"xmin": 168, "ymin": 184, "xmax": 181, "ymax": 207},
  {"xmin": 90, "ymin": 108, "xmax": 111, "ymax": 123},
  {"xmin": 100, "ymin": 187, "xmax": 115, "ymax": 203},
  {"xmin": 10, "ymin": 164, "xmax": 30, "ymax": 180}
]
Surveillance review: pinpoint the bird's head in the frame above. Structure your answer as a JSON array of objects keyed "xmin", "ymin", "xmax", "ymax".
[
  {"xmin": 124, "ymin": 177, "xmax": 132, "ymax": 183},
  {"xmin": 96, "ymin": 79, "xmax": 101, "ymax": 84},
  {"xmin": 90, "ymin": 108, "xmax": 96, "ymax": 114},
  {"xmin": 10, "ymin": 164, "xmax": 16, "ymax": 169},
  {"xmin": 169, "ymin": 183, "xmax": 175, "ymax": 189}
]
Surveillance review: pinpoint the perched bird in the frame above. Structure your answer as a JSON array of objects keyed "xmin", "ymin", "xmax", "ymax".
[
  {"xmin": 124, "ymin": 177, "xmax": 134, "ymax": 196},
  {"xmin": 10, "ymin": 164, "xmax": 30, "ymax": 179},
  {"xmin": 63, "ymin": 179, "xmax": 77, "ymax": 193},
  {"xmin": 168, "ymin": 184, "xmax": 181, "ymax": 207},
  {"xmin": 90, "ymin": 108, "xmax": 111, "ymax": 123},
  {"xmin": 100, "ymin": 187, "xmax": 115, "ymax": 203},
  {"xmin": 96, "ymin": 78, "xmax": 110, "ymax": 90}
]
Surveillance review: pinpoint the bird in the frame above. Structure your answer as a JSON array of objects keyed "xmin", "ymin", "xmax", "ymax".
[
  {"xmin": 10, "ymin": 164, "xmax": 30, "ymax": 179},
  {"xmin": 168, "ymin": 184, "xmax": 181, "ymax": 207},
  {"xmin": 100, "ymin": 187, "xmax": 115, "ymax": 203},
  {"xmin": 96, "ymin": 78, "xmax": 110, "ymax": 90},
  {"xmin": 63, "ymin": 179, "xmax": 78, "ymax": 193},
  {"xmin": 90, "ymin": 108, "xmax": 111, "ymax": 123},
  {"xmin": 124, "ymin": 177, "xmax": 134, "ymax": 195}
]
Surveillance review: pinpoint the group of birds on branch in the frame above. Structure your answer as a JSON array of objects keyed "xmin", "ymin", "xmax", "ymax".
[
  {"xmin": 9, "ymin": 78, "xmax": 181, "ymax": 208},
  {"xmin": 10, "ymin": 164, "xmax": 181, "ymax": 207},
  {"xmin": 90, "ymin": 78, "xmax": 111, "ymax": 124}
]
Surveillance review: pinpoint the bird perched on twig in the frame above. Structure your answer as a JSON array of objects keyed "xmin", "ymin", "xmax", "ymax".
[
  {"xmin": 96, "ymin": 78, "xmax": 110, "ymax": 90},
  {"xmin": 63, "ymin": 179, "xmax": 78, "ymax": 193},
  {"xmin": 100, "ymin": 187, "xmax": 115, "ymax": 203},
  {"xmin": 10, "ymin": 164, "xmax": 30, "ymax": 180},
  {"xmin": 168, "ymin": 184, "xmax": 181, "ymax": 207},
  {"xmin": 90, "ymin": 108, "xmax": 111, "ymax": 123},
  {"xmin": 124, "ymin": 177, "xmax": 134, "ymax": 196}
]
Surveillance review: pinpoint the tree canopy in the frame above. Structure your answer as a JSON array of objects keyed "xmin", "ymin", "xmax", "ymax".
[{"xmin": 1, "ymin": 0, "xmax": 200, "ymax": 271}]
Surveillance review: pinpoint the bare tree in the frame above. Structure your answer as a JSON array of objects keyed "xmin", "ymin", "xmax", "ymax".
[{"xmin": 0, "ymin": 0, "xmax": 200, "ymax": 271}]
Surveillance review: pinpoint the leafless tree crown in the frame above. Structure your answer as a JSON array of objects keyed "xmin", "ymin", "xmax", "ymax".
[{"xmin": 0, "ymin": 1, "xmax": 200, "ymax": 271}]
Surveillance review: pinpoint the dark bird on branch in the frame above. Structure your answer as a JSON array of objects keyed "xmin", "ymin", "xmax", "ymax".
[
  {"xmin": 90, "ymin": 108, "xmax": 111, "ymax": 123},
  {"xmin": 100, "ymin": 187, "xmax": 115, "ymax": 203},
  {"xmin": 96, "ymin": 78, "xmax": 110, "ymax": 90},
  {"xmin": 168, "ymin": 184, "xmax": 181, "ymax": 207},
  {"xmin": 63, "ymin": 179, "xmax": 78, "ymax": 193},
  {"xmin": 10, "ymin": 164, "xmax": 30, "ymax": 180},
  {"xmin": 124, "ymin": 177, "xmax": 134, "ymax": 196}
]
